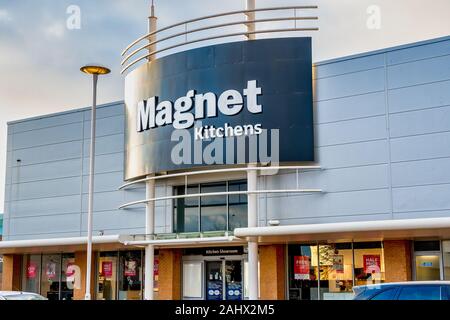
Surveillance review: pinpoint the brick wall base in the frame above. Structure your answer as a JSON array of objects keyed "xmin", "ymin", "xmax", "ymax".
[
  {"xmin": 73, "ymin": 251, "xmax": 96, "ymax": 300},
  {"xmin": 259, "ymin": 245, "xmax": 285, "ymax": 300},
  {"xmin": 1, "ymin": 254, "xmax": 21, "ymax": 291},
  {"xmin": 158, "ymin": 249, "xmax": 182, "ymax": 300},
  {"xmin": 384, "ymin": 240, "xmax": 412, "ymax": 282}
]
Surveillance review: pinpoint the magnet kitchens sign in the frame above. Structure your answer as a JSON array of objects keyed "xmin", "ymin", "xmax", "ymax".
[{"xmin": 124, "ymin": 37, "xmax": 314, "ymax": 180}]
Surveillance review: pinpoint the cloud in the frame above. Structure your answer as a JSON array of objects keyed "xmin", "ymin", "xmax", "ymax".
[
  {"xmin": 0, "ymin": 9, "xmax": 12, "ymax": 23},
  {"xmin": 43, "ymin": 22, "xmax": 66, "ymax": 38}
]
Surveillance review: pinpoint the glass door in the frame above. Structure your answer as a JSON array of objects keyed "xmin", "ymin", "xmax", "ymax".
[
  {"xmin": 205, "ymin": 260, "xmax": 243, "ymax": 300},
  {"xmin": 225, "ymin": 260, "xmax": 243, "ymax": 300},
  {"xmin": 41, "ymin": 254, "xmax": 61, "ymax": 300},
  {"xmin": 205, "ymin": 261, "xmax": 223, "ymax": 300},
  {"xmin": 415, "ymin": 253, "xmax": 441, "ymax": 280}
]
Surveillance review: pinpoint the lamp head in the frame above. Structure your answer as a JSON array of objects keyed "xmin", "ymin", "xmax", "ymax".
[{"xmin": 80, "ymin": 65, "xmax": 111, "ymax": 75}]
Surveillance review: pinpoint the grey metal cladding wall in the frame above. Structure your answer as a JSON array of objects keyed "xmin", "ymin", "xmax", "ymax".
[
  {"xmin": 387, "ymin": 37, "xmax": 450, "ymax": 220},
  {"xmin": 260, "ymin": 36, "xmax": 450, "ymax": 226},
  {"xmin": 3, "ymin": 102, "xmax": 158, "ymax": 240}
]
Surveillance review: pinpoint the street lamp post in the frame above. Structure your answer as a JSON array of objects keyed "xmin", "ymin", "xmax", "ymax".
[{"xmin": 80, "ymin": 65, "xmax": 111, "ymax": 300}]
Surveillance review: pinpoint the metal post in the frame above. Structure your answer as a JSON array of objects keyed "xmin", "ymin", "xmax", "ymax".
[
  {"xmin": 148, "ymin": 2, "xmax": 158, "ymax": 61},
  {"xmin": 144, "ymin": 2, "xmax": 157, "ymax": 299},
  {"xmin": 245, "ymin": 0, "xmax": 256, "ymax": 40},
  {"xmin": 144, "ymin": 177, "xmax": 155, "ymax": 300},
  {"xmin": 247, "ymin": 164, "xmax": 259, "ymax": 300},
  {"xmin": 85, "ymin": 73, "xmax": 98, "ymax": 300}
]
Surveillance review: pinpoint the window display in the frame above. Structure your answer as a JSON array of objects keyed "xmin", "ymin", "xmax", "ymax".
[
  {"xmin": 288, "ymin": 242, "xmax": 385, "ymax": 300},
  {"xmin": 40, "ymin": 254, "xmax": 61, "ymax": 300},
  {"xmin": 118, "ymin": 251, "xmax": 142, "ymax": 300},
  {"xmin": 354, "ymin": 242, "xmax": 385, "ymax": 286},
  {"xmin": 22, "ymin": 254, "xmax": 41, "ymax": 294},
  {"xmin": 21, "ymin": 253, "xmax": 75, "ymax": 300},
  {"xmin": 319, "ymin": 243, "xmax": 353, "ymax": 300},
  {"xmin": 288, "ymin": 245, "xmax": 319, "ymax": 300},
  {"xmin": 97, "ymin": 252, "xmax": 118, "ymax": 300}
]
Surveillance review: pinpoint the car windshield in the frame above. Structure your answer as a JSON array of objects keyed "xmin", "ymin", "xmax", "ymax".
[{"xmin": 3, "ymin": 294, "xmax": 46, "ymax": 301}]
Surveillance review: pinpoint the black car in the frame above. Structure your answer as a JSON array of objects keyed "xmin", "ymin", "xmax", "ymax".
[{"xmin": 353, "ymin": 282, "xmax": 450, "ymax": 300}]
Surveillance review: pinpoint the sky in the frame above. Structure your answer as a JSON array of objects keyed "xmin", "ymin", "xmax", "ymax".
[{"xmin": 0, "ymin": 0, "xmax": 449, "ymax": 212}]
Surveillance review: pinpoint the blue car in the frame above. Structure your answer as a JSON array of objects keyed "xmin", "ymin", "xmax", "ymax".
[{"xmin": 353, "ymin": 282, "xmax": 450, "ymax": 300}]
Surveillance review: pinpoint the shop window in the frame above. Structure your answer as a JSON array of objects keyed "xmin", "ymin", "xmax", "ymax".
[
  {"xmin": 41, "ymin": 254, "xmax": 61, "ymax": 300},
  {"xmin": 319, "ymin": 243, "xmax": 354, "ymax": 300},
  {"xmin": 354, "ymin": 242, "xmax": 385, "ymax": 286},
  {"xmin": 22, "ymin": 254, "xmax": 41, "ymax": 294},
  {"xmin": 118, "ymin": 251, "xmax": 142, "ymax": 300},
  {"xmin": 288, "ymin": 241, "xmax": 386, "ymax": 300},
  {"xmin": 174, "ymin": 180, "xmax": 247, "ymax": 233},
  {"xmin": 21, "ymin": 253, "xmax": 74, "ymax": 300},
  {"xmin": 288, "ymin": 244, "xmax": 319, "ymax": 300},
  {"xmin": 61, "ymin": 254, "xmax": 75, "ymax": 300},
  {"xmin": 97, "ymin": 252, "xmax": 119, "ymax": 300}
]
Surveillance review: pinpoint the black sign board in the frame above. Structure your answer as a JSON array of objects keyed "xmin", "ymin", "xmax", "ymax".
[
  {"xmin": 124, "ymin": 37, "xmax": 314, "ymax": 179},
  {"xmin": 184, "ymin": 246, "xmax": 244, "ymax": 256}
]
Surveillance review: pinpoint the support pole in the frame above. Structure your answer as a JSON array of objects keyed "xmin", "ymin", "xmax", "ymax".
[
  {"xmin": 245, "ymin": 0, "xmax": 256, "ymax": 40},
  {"xmin": 247, "ymin": 164, "xmax": 259, "ymax": 300},
  {"xmin": 144, "ymin": 177, "xmax": 155, "ymax": 300},
  {"xmin": 148, "ymin": 2, "xmax": 158, "ymax": 61},
  {"xmin": 85, "ymin": 74, "xmax": 98, "ymax": 300},
  {"xmin": 144, "ymin": 2, "xmax": 157, "ymax": 300}
]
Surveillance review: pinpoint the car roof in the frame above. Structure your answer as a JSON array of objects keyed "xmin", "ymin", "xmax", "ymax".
[
  {"xmin": 354, "ymin": 281, "xmax": 450, "ymax": 289},
  {"xmin": 0, "ymin": 291, "xmax": 41, "ymax": 296}
]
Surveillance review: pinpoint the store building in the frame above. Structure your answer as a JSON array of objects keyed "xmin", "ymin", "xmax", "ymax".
[{"xmin": 1, "ymin": 4, "xmax": 450, "ymax": 300}]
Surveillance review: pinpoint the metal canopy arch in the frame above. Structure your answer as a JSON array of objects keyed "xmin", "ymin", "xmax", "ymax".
[
  {"xmin": 117, "ymin": 165, "xmax": 323, "ymax": 210},
  {"xmin": 121, "ymin": 5, "xmax": 319, "ymax": 74}
]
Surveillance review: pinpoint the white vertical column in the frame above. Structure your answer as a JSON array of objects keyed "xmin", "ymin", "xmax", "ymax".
[
  {"xmin": 148, "ymin": 2, "xmax": 158, "ymax": 61},
  {"xmin": 245, "ymin": 0, "xmax": 256, "ymax": 40},
  {"xmin": 247, "ymin": 164, "xmax": 259, "ymax": 300},
  {"xmin": 144, "ymin": 177, "xmax": 155, "ymax": 300},
  {"xmin": 144, "ymin": 1, "xmax": 157, "ymax": 301}
]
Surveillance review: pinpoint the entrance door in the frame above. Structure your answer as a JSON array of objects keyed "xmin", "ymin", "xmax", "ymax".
[
  {"xmin": 415, "ymin": 253, "xmax": 442, "ymax": 280},
  {"xmin": 225, "ymin": 260, "xmax": 243, "ymax": 300},
  {"xmin": 205, "ymin": 260, "xmax": 243, "ymax": 300},
  {"xmin": 206, "ymin": 261, "xmax": 223, "ymax": 300}
]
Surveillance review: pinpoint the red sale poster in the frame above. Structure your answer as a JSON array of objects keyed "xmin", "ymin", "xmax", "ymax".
[
  {"xmin": 27, "ymin": 262, "xmax": 38, "ymax": 279},
  {"xmin": 364, "ymin": 255, "xmax": 381, "ymax": 274},
  {"xmin": 124, "ymin": 259, "xmax": 137, "ymax": 277},
  {"xmin": 102, "ymin": 261, "xmax": 113, "ymax": 278},
  {"xmin": 294, "ymin": 256, "xmax": 310, "ymax": 280}
]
